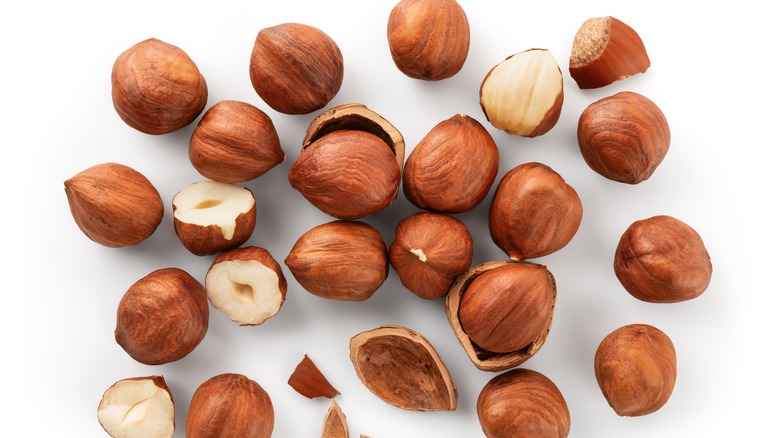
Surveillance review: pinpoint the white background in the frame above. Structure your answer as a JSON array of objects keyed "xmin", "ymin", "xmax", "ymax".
[{"xmin": 3, "ymin": 1, "xmax": 777, "ymax": 436}]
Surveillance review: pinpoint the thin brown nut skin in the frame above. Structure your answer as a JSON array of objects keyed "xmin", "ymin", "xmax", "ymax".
[
  {"xmin": 614, "ymin": 215, "xmax": 712, "ymax": 303},
  {"xmin": 322, "ymin": 400, "xmax": 349, "ymax": 438},
  {"xmin": 477, "ymin": 368, "xmax": 570, "ymax": 438},
  {"xmin": 387, "ymin": 0, "xmax": 470, "ymax": 80},
  {"xmin": 250, "ymin": 23, "xmax": 343, "ymax": 115},
  {"xmin": 594, "ymin": 324, "xmax": 677, "ymax": 416},
  {"xmin": 288, "ymin": 354, "xmax": 340, "ymax": 399},
  {"xmin": 111, "ymin": 38, "xmax": 207, "ymax": 135}
]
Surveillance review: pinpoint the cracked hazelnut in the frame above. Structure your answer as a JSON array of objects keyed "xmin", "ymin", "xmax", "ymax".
[
  {"xmin": 595, "ymin": 324, "xmax": 677, "ymax": 416},
  {"xmin": 111, "ymin": 38, "xmax": 207, "ymax": 134},
  {"xmin": 250, "ymin": 23, "xmax": 343, "ymax": 115},
  {"xmin": 322, "ymin": 401, "xmax": 349, "ymax": 438},
  {"xmin": 389, "ymin": 212, "xmax": 473, "ymax": 300},
  {"xmin": 97, "ymin": 376, "xmax": 174, "ymax": 438},
  {"xmin": 115, "ymin": 268, "xmax": 209, "ymax": 365},
  {"xmin": 477, "ymin": 368, "xmax": 570, "ymax": 438},
  {"xmin": 387, "ymin": 0, "xmax": 470, "ymax": 80},
  {"xmin": 578, "ymin": 91, "xmax": 670, "ymax": 184},
  {"xmin": 614, "ymin": 215, "xmax": 712, "ymax": 303},
  {"xmin": 403, "ymin": 114, "xmax": 499, "ymax": 213}
]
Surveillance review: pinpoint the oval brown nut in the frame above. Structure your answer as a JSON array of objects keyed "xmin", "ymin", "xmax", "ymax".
[
  {"xmin": 477, "ymin": 368, "xmax": 570, "ymax": 438},
  {"xmin": 387, "ymin": 0, "xmax": 470, "ymax": 80},
  {"xmin": 285, "ymin": 220, "xmax": 388, "ymax": 301},
  {"xmin": 595, "ymin": 324, "xmax": 677, "ymax": 416},
  {"xmin": 578, "ymin": 91, "xmax": 670, "ymax": 184},
  {"xmin": 64, "ymin": 163, "xmax": 164, "ymax": 248},
  {"xmin": 111, "ymin": 38, "xmax": 207, "ymax": 134},
  {"xmin": 250, "ymin": 23, "xmax": 343, "ymax": 115},
  {"xmin": 403, "ymin": 114, "xmax": 499, "ymax": 213},
  {"xmin": 349, "ymin": 325, "xmax": 457, "ymax": 411},
  {"xmin": 489, "ymin": 162, "xmax": 583, "ymax": 260},
  {"xmin": 614, "ymin": 215, "xmax": 712, "ymax": 303},
  {"xmin": 189, "ymin": 100, "xmax": 284, "ymax": 183}
]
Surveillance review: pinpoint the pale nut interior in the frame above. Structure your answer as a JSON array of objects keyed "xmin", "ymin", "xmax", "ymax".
[
  {"xmin": 97, "ymin": 378, "xmax": 174, "ymax": 438},
  {"xmin": 481, "ymin": 50, "xmax": 562, "ymax": 136},
  {"xmin": 570, "ymin": 17, "xmax": 610, "ymax": 66},
  {"xmin": 173, "ymin": 181, "xmax": 255, "ymax": 240},
  {"xmin": 206, "ymin": 259, "xmax": 283, "ymax": 325}
]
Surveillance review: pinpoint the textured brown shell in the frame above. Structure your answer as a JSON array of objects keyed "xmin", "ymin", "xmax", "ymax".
[{"xmin": 321, "ymin": 401, "xmax": 349, "ymax": 438}]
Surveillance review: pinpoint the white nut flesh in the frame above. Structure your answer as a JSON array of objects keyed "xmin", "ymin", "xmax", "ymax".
[
  {"xmin": 97, "ymin": 377, "xmax": 174, "ymax": 438},
  {"xmin": 206, "ymin": 259, "xmax": 283, "ymax": 325},
  {"xmin": 173, "ymin": 181, "xmax": 255, "ymax": 239}
]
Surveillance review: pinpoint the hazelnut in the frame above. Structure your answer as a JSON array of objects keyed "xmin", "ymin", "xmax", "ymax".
[
  {"xmin": 64, "ymin": 163, "xmax": 163, "ymax": 247},
  {"xmin": 205, "ymin": 246, "xmax": 287, "ymax": 325},
  {"xmin": 249, "ymin": 23, "xmax": 343, "ymax": 115},
  {"xmin": 489, "ymin": 162, "xmax": 583, "ymax": 260},
  {"xmin": 594, "ymin": 324, "xmax": 677, "ymax": 416},
  {"xmin": 97, "ymin": 376, "xmax": 175, "ymax": 438},
  {"xmin": 387, "ymin": 0, "xmax": 470, "ymax": 80},
  {"xmin": 285, "ymin": 220, "xmax": 388, "ymax": 301},
  {"xmin": 480, "ymin": 49, "xmax": 564, "ymax": 137},
  {"xmin": 172, "ymin": 180, "xmax": 256, "ymax": 256},
  {"xmin": 115, "ymin": 268, "xmax": 209, "ymax": 365},
  {"xmin": 186, "ymin": 373, "xmax": 274, "ymax": 438},
  {"xmin": 614, "ymin": 215, "xmax": 712, "ymax": 303},
  {"xmin": 389, "ymin": 212, "xmax": 473, "ymax": 300},
  {"xmin": 189, "ymin": 100, "xmax": 284, "ymax": 184},
  {"xmin": 569, "ymin": 16, "xmax": 651, "ymax": 89},
  {"xmin": 288, "ymin": 354, "xmax": 340, "ymax": 399},
  {"xmin": 111, "ymin": 38, "xmax": 207, "ymax": 134},
  {"xmin": 349, "ymin": 325, "xmax": 457, "ymax": 411},
  {"xmin": 402, "ymin": 114, "xmax": 499, "ymax": 213},
  {"xmin": 477, "ymin": 368, "xmax": 571, "ymax": 438},
  {"xmin": 446, "ymin": 260, "xmax": 557, "ymax": 371},
  {"xmin": 578, "ymin": 91, "xmax": 670, "ymax": 184},
  {"xmin": 322, "ymin": 400, "xmax": 349, "ymax": 438}
]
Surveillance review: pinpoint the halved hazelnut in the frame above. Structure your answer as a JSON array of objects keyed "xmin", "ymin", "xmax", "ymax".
[
  {"xmin": 172, "ymin": 180, "xmax": 256, "ymax": 256},
  {"xmin": 322, "ymin": 400, "xmax": 349, "ymax": 438},
  {"xmin": 349, "ymin": 325, "xmax": 457, "ymax": 411},
  {"xmin": 479, "ymin": 49, "xmax": 563, "ymax": 137},
  {"xmin": 205, "ymin": 246, "xmax": 286, "ymax": 325},
  {"xmin": 288, "ymin": 354, "xmax": 340, "ymax": 399},
  {"xmin": 97, "ymin": 376, "xmax": 175, "ymax": 438},
  {"xmin": 446, "ymin": 260, "xmax": 556, "ymax": 371}
]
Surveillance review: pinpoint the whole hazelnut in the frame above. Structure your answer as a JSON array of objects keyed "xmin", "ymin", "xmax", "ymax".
[
  {"xmin": 115, "ymin": 268, "xmax": 209, "ymax": 365},
  {"xmin": 111, "ymin": 38, "xmax": 207, "ymax": 134},
  {"xmin": 614, "ymin": 215, "xmax": 712, "ymax": 303},
  {"xmin": 480, "ymin": 48, "xmax": 564, "ymax": 137},
  {"xmin": 189, "ymin": 100, "xmax": 284, "ymax": 183},
  {"xmin": 489, "ymin": 162, "xmax": 583, "ymax": 260},
  {"xmin": 594, "ymin": 324, "xmax": 677, "ymax": 416},
  {"xmin": 249, "ymin": 23, "xmax": 343, "ymax": 115},
  {"xmin": 403, "ymin": 114, "xmax": 499, "ymax": 213},
  {"xmin": 285, "ymin": 220, "xmax": 388, "ymax": 301},
  {"xmin": 64, "ymin": 163, "xmax": 163, "ymax": 248},
  {"xmin": 186, "ymin": 373, "xmax": 274, "ymax": 438},
  {"xmin": 389, "ymin": 212, "xmax": 473, "ymax": 299},
  {"xmin": 477, "ymin": 368, "xmax": 571, "ymax": 438},
  {"xmin": 97, "ymin": 376, "xmax": 175, "ymax": 438},
  {"xmin": 578, "ymin": 91, "xmax": 670, "ymax": 184},
  {"xmin": 387, "ymin": 0, "xmax": 470, "ymax": 80}
]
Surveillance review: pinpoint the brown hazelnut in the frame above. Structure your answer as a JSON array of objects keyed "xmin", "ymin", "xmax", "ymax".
[
  {"xmin": 64, "ymin": 163, "xmax": 163, "ymax": 248},
  {"xmin": 480, "ymin": 49, "xmax": 564, "ymax": 137},
  {"xmin": 115, "ymin": 268, "xmax": 209, "ymax": 365},
  {"xmin": 403, "ymin": 114, "xmax": 499, "ymax": 213},
  {"xmin": 349, "ymin": 325, "xmax": 457, "ymax": 411},
  {"xmin": 111, "ymin": 38, "xmax": 207, "ymax": 135},
  {"xmin": 387, "ymin": 0, "xmax": 470, "ymax": 80},
  {"xmin": 186, "ymin": 373, "xmax": 274, "ymax": 438},
  {"xmin": 446, "ymin": 260, "xmax": 557, "ymax": 371},
  {"xmin": 97, "ymin": 376, "xmax": 175, "ymax": 438},
  {"xmin": 189, "ymin": 100, "xmax": 284, "ymax": 183},
  {"xmin": 285, "ymin": 220, "xmax": 388, "ymax": 301},
  {"xmin": 569, "ymin": 16, "xmax": 651, "ymax": 89},
  {"xmin": 477, "ymin": 368, "xmax": 571, "ymax": 438},
  {"xmin": 389, "ymin": 212, "xmax": 473, "ymax": 300},
  {"xmin": 594, "ymin": 324, "xmax": 677, "ymax": 416},
  {"xmin": 578, "ymin": 91, "xmax": 670, "ymax": 184},
  {"xmin": 614, "ymin": 215, "xmax": 712, "ymax": 303},
  {"xmin": 249, "ymin": 23, "xmax": 343, "ymax": 115},
  {"xmin": 489, "ymin": 162, "xmax": 583, "ymax": 260}
]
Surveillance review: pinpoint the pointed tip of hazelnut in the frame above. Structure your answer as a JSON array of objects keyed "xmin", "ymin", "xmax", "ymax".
[{"xmin": 322, "ymin": 400, "xmax": 349, "ymax": 438}]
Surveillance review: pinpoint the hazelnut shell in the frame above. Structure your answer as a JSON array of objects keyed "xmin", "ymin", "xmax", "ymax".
[{"xmin": 322, "ymin": 400, "xmax": 349, "ymax": 438}]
